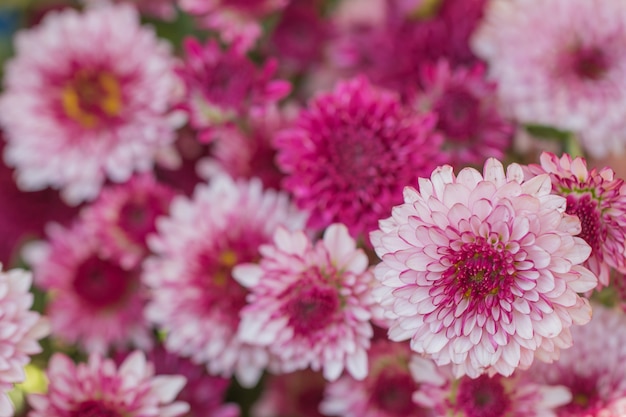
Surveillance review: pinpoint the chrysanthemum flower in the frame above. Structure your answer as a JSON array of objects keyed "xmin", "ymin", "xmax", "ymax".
[
  {"xmin": 143, "ymin": 175, "xmax": 307, "ymax": 387},
  {"xmin": 371, "ymin": 158, "xmax": 597, "ymax": 378},
  {"xmin": 319, "ymin": 339, "xmax": 444, "ymax": 417},
  {"xmin": 527, "ymin": 305, "xmax": 626, "ymax": 417},
  {"xmin": 177, "ymin": 37, "xmax": 291, "ymax": 144},
  {"xmin": 0, "ymin": 5, "xmax": 179, "ymax": 203},
  {"xmin": 233, "ymin": 223, "xmax": 375, "ymax": 381},
  {"xmin": 81, "ymin": 174, "xmax": 176, "ymax": 270},
  {"xmin": 275, "ymin": 76, "xmax": 442, "ymax": 241},
  {"xmin": 471, "ymin": 0, "xmax": 626, "ymax": 158},
  {"xmin": 0, "ymin": 267, "xmax": 49, "ymax": 417},
  {"xmin": 525, "ymin": 152, "xmax": 626, "ymax": 288},
  {"xmin": 415, "ymin": 60, "xmax": 513, "ymax": 168},
  {"xmin": 30, "ymin": 222, "xmax": 151, "ymax": 354},
  {"xmin": 28, "ymin": 351, "xmax": 189, "ymax": 417}
]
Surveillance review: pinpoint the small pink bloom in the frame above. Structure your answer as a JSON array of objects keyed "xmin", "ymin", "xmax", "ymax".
[
  {"xmin": 28, "ymin": 351, "xmax": 189, "ymax": 417},
  {"xmin": 275, "ymin": 76, "xmax": 442, "ymax": 241},
  {"xmin": 371, "ymin": 158, "xmax": 597, "ymax": 378},
  {"xmin": 233, "ymin": 223, "xmax": 375, "ymax": 381},
  {"xmin": 143, "ymin": 175, "xmax": 307, "ymax": 387},
  {"xmin": 525, "ymin": 152, "xmax": 626, "ymax": 288},
  {"xmin": 0, "ymin": 5, "xmax": 179, "ymax": 203}
]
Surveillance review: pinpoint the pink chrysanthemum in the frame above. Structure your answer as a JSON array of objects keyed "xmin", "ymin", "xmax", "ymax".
[
  {"xmin": 415, "ymin": 60, "xmax": 513, "ymax": 168},
  {"xmin": 371, "ymin": 158, "xmax": 598, "ymax": 378},
  {"xmin": 471, "ymin": 0, "xmax": 626, "ymax": 158},
  {"xmin": 319, "ymin": 339, "xmax": 444, "ymax": 417},
  {"xmin": 233, "ymin": 223, "xmax": 375, "ymax": 381},
  {"xmin": 178, "ymin": 0, "xmax": 288, "ymax": 49},
  {"xmin": 0, "ymin": 267, "xmax": 48, "ymax": 417},
  {"xmin": 0, "ymin": 5, "xmax": 179, "ymax": 204},
  {"xmin": 527, "ymin": 305, "xmax": 626, "ymax": 417},
  {"xmin": 30, "ymin": 222, "xmax": 151, "ymax": 354},
  {"xmin": 525, "ymin": 152, "xmax": 626, "ymax": 288},
  {"xmin": 143, "ymin": 175, "xmax": 307, "ymax": 387},
  {"xmin": 275, "ymin": 76, "xmax": 442, "ymax": 241},
  {"xmin": 28, "ymin": 351, "xmax": 189, "ymax": 417},
  {"xmin": 251, "ymin": 369, "xmax": 326, "ymax": 417},
  {"xmin": 81, "ymin": 174, "xmax": 176, "ymax": 270},
  {"xmin": 177, "ymin": 37, "xmax": 291, "ymax": 144}
]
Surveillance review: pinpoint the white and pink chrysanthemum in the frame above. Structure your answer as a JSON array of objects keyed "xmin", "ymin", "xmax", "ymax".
[
  {"xmin": 233, "ymin": 223, "xmax": 375, "ymax": 381},
  {"xmin": 275, "ymin": 76, "xmax": 443, "ymax": 241},
  {"xmin": 527, "ymin": 305, "xmax": 626, "ymax": 417},
  {"xmin": 371, "ymin": 158, "xmax": 598, "ymax": 378},
  {"xmin": 415, "ymin": 60, "xmax": 513, "ymax": 168},
  {"xmin": 319, "ymin": 339, "xmax": 445, "ymax": 417},
  {"xmin": 0, "ymin": 268, "xmax": 49, "ymax": 417},
  {"xmin": 525, "ymin": 152, "xmax": 626, "ymax": 288},
  {"xmin": 0, "ymin": 5, "xmax": 179, "ymax": 204},
  {"xmin": 143, "ymin": 175, "xmax": 307, "ymax": 387},
  {"xmin": 471, "ymin": 0, "xmax": 626, "ymax": 158},
  {"xmin": 81, "ymin": 174, "xmax": 176, "ymax": 270},
  {"xmin": 28, "ymin": 351, "xmax": 189, "ymax": 417},
  {"xmin": 30, "ymin": 222, "xmax": 151, "ymax": 354}
]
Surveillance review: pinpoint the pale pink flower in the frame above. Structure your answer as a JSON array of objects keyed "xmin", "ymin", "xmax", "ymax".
[
  {"xmin": 371, "ymin": 158, "xmax": 598, "ymax": 378},
  {"xmin": 81, "ymin": 174, "xmax": 177, "ymax": 270},
  {"xmin": 525, "ymin": 152, "xmax": 626, "ymax": 288},
  {"xmin": 472, "ymin": 0, "xmax": 626, "ymax": 158},
  {"xmin": 0, "ymin": 268, "xmax": 49, "ymax": 417},
  {"xmin": 415, "ymin": 60, "xmax": 513, "ymax": 168},
  {"xmin": 275, "ymin": 76, "xmax": 442, "ymax": 241},
  {"xmin": 0, "ymin": 5, "xmax": 179, "ymax": 204},
  {"xmin": 143, "ymin": 175, "xmax": 307, "ymax": 387},
  {"xmin": 31, "ymin": 222, "xmax": 151, "ymax": 354},
  {"xmin": 233, "ymin": 223, "xmax": 375, "ymax": 381},
  {"xmin": 28, "ymin": 351, "xmax": 189, "ymax": 417},
  {"xmin": 319, "ymin": 339, "xmax": 444, "ymax": 417},
  {"xmin": 527, "ymin": 305, "xmax": 626, "ymax": 417},
  {"xmin": 177, "ymin": 37, "xmax": 291, "ymax": 144}
]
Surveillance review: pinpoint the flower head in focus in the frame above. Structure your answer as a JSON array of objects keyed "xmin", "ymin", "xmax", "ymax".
[{"xmin": 371, "ymin": 158, "xmax": 597, "ymax": 378}]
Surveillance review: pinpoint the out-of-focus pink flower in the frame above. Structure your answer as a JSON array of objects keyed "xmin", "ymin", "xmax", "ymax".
[
  {"xmin": 143, "ymin": 175, "xmax": 307, "ymax": 387},
  {"xmin": 371, "ymin": 158, "xmax": 597, "ymax": 378},
  {"xmin": 0, "ymin": 5, "xmax": 179, "ymax": 204},
  {"xmin": 320, "ymin": 339, "xmax": 444, "ymax": 417},
  {"xmin": 415, "ymin": 60, "xmax": 513, "ymax": 168},
  {"xmin": 527, "ymin": 305, "xmax": 626, "ymax": 417},
  {"xmin": 251, "ymin": 369, "xmax": 326, "ymax": 417},
  {"xmin": 472, "ymin": 0, "xmax": 626, "ymax": 158},
  {"xmin": 81, "ymin": 174, "xmax": 176, "ymax": 270},
  {"xmin": 525, "ymin": 152, "xmax": 626, "ymax": 288},
  {"xmin": 177, "ymin": 37, "xmax": 291, "ymax": 144},
  {"xmin": 0, "ymin": 267, "xmax": 49, "ymax": 417},
  {"xmin": 31, "ymin": 222, "xmax": 151, "ymax": 354},
  {"xmin": 275, "ymin": 76, "xmax": 442, "ymax": 241},
  {"xmin": 233, "ymin": 224, "xmax": 375, "ymax": 381},
  {"xmin": 28, "ymin": 351, "xmax": 189, "ymax": 417}
]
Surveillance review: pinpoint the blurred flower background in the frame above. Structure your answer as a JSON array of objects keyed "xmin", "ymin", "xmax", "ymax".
[{"xmin": 1, "ymin": 0, "xmax": 626, "ymax": 416}]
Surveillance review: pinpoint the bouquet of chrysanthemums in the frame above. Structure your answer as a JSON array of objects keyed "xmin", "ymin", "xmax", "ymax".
[{"xmin": 1, "ymin": 0, "xmax": 626, "ymax": 416}]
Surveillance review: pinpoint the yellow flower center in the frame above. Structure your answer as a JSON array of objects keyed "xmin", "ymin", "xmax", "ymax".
[{"xmin": 61, "ymin": 70, "xmax": 123, "ymax": 128}]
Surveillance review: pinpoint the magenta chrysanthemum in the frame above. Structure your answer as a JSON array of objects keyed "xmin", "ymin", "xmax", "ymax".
[
  {"xmin": 31, "ymin": 222, "xmax": 151, "ymax": 354},
  {"xmin": 275, "ymin": 76, "xmax": 442, "ymax": 241},
  {"xmin": 471, "ymin": 0, "xmax": 626, "ymax": 158},
  {"xmin": 0, "ymin": 5, "xmax": 178, "ymax": 203},
  {"xmin": 415, "ymin": 60, "xmax": 513, "ymax": 168},
  {"xmin": 28, "ymin": 351, "xmax": 189, "ymax": 417},
  {"xmin": 143, "ymin": 175, "xmax": 307, "ymax": 387},
  {"xmin": 0, "ymin": 267, "xmax": 49, "ymax": 417},
  {"xmin": 319, "ymin": 339, "xmax": 444, "ymax": 417},
  {"xmin": 525, "ymin": 152, "xmax": 626, "ymax": 288},
  {"xmin": 527, "ymin": 305, "xmax": 626, "ymax": 417},
  {"xmin": 371, "ymin": 158, "xmax": 598, "ymax": 378},
  {"xmin": 81, "ymin": 174, "xmax": 176, "ymax": 270},
  {"xmin": 233, "ymin": 223, "xmax": 375, "ymax": 381}
]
